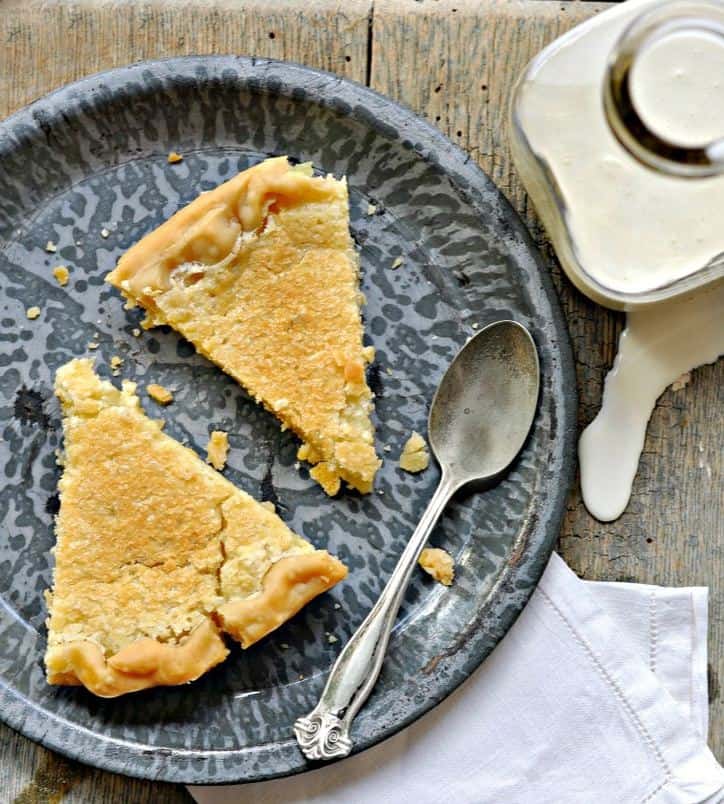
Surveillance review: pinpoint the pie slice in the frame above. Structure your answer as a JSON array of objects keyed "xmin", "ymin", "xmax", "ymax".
[
  {"xmin": 45, "ymin": 358, "xmax": 347, "ymax": 698},
  {"xmin": 107, "ymin": 157, "xmax": 380, "ymax": 496}
]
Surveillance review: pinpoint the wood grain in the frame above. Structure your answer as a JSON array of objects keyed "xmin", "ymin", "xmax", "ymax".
[
  {"xmin": 0, "ymin": 0, "xmax": 720, "ymax": 800},
  {"xmin": 0, "ymin": 725, "xmax": 193, "ymax": 803},
  {"xmin": 0, "ymin": 0, "xmax": 372, "ymax": 121}
]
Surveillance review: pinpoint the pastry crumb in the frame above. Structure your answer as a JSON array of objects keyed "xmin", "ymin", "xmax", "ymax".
[
  {"xmin": 367, "ymin": 203, "xmax": 377, "ymax": 216},
  {"xmin": 167, "ymin": 151, "xmax": 184, "ymax": 164},
  {"xmin": 391, "ymin": 256, "xmax": 404, "ymax": 269},
  {"xmin": 399, "ymin": 431, "xmax": 430, "ymax": 473},
  {"xmin": 45, "ymin": 241, "xmax": 57, "ymax": 253},
  {"xmin": 280, "ymin": 642, "xmax": 289, "ymax": 650},
  {"xmin": 418, "ymin": 547, "xmax": 455, "ymax": 586},
  {"xmin": 206, "ymin": 430, "xmax": 229, "ymax": 470},
  {"xmin": 100, "ymin": 228, "xmax": 110, "ymax": 239},
  {"xmin": 472, "ymin": 322, "xmax": 479, "ymax": 330},
  {"xmin": 671, "ymin": 371, "xmax": 691, "ymax": 391},
  {"xmin": 52, "ymin": 266, "xmax": 70, "ymax": 286},
  {"xmin": 310, "ymin": 462, "xmax": 341, "ymax": 496},
  {"xmin": 327, "ymin": 634, "xmax": 338, "ymax": 644},
  {"xmin": 132, "ymin": 327, "xmax": 141, "ymax": 337},
  {"xmin": 333, "ymin": 602, "xmax": 341, "ymax": 610},
  {"xmin": 87, "ymin": 341, "xmax": 99, "ymax": 350},
  {"xmin": 26, "ymin": 306, "xmax": 41, "ymax": 320},
  {"xmin": 110, "ymin": 355, "xmax": 123, "ymax": 376},
  {"xmin": 147, "ymin": 383, "xmax": 173, "ymax": 405}
]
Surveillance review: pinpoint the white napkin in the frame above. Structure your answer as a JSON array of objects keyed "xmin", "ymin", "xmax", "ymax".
[{"xmin": 190, "ymin": 553, "xmax": 724, "ymax": 804}]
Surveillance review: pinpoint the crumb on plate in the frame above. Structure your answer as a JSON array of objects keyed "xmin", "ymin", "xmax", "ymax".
[
  {"xmin": 206, "ymin": 430, "xmax": 229, "ymax": 471},
  {"xmin": 399, "ymin": 431, "xmax": 429, "ymax": 473},
  {"xmin": 52, "ymin": 266, "xmax": 70, "ymax": 286},
  {"xmin": 147, "ymin": 383, "xmax": 173, "ymax": 405},
  {"xmin": 45, "ymin": 241, "xmax": 57, "ymax": 253},
  {"xmin": 418, "ymin": 547, "xmax": 455, "ymax": 586},
  {"xmin": 367, "ymin": 203, "xmax": 377, "ymax": 216},
  {"xmin": 100, "ymin": 228, "xmax": 110, "ymax": 239},
  {"xmin": 26, "ymin": 306, "xmax": 41, "ymax": 320},
  {"xmin": 167, "ymin": 151, "xmax": 184, "ymax": 164},
  {"xmin": 391, "ymin": 256, "xmax": 404, "ymax": 269}
]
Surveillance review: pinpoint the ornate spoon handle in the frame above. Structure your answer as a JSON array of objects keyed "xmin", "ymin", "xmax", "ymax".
[{"xmin": 294, "ymin": 472, "xmax": 456, "ymax": 760}]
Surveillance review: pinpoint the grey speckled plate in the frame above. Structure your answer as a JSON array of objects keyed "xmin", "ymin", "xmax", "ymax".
[{"xmin": 0, "ymin": 57, "xmax": 576, "ymax": 784}]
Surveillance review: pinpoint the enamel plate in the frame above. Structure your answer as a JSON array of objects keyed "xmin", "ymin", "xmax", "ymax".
[{"xmin": 0, "ymin": 57, "xmax": 575, "ymax": 783}]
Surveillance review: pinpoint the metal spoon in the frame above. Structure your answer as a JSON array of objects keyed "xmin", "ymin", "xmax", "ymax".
[{"xmin": 294, "ymin": 319, "xmax": 540, "ymax": 761}]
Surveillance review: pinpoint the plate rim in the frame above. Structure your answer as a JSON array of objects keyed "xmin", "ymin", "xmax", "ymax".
[{"xmin": 0, "ymin": 54, "xmax": 577, "ymax": 785}]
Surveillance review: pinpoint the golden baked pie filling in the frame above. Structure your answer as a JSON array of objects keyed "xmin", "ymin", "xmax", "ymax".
[
  {"xmin": 46, "ymin": 359, "xmax": 347, "ymax": 697},
  {"xmin": 107, "ymin": 157, "xmax": 380, "ymax": 496}
]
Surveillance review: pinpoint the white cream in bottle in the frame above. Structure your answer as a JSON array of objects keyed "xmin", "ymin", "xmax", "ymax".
[{"xmin": 513, "ymin": 0, "xmax": 724, "ymax": 299}]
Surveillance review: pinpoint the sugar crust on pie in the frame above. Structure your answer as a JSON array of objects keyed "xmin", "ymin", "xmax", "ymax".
[
  {"xmin": 106, "ymin": 157, "xmax": 380, "ymax": 496},
  {"xmin": 46, "ymin": 359, "xmax": 347, "ymax": 697}
]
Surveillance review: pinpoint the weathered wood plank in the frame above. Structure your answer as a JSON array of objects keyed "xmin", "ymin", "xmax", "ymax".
[
  {"xmin": 0, "ymin": 0, "xmax": 371, "ymax": 120},
  {"xmin": 1, "ymin": 721, "xmax": 193, "ymax": 803},
  {"xmin": 371, "ymin": 0, "xmax": 723, "ymax": 760}
]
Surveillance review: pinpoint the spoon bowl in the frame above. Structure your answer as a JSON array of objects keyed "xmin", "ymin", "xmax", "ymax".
[{"xmin": 429, "ymin": 320, "xmax": 540, "ymax": 486}]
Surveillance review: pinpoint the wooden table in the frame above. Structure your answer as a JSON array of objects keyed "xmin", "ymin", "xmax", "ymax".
[{"xmin": 1, "ymin": 1, "xmax": 721, "ymax": 800}]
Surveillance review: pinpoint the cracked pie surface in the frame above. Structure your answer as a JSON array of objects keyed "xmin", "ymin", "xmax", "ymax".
[
  {"xmin": 46, "ymin": 359, "xmax": 347, "ymax": 697},
  {"xmin": 107, "ymin": 156, "xmax": 380, "ymax": 496}
]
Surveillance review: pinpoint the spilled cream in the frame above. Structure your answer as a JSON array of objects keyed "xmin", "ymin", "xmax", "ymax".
[{"xmin": 579, "ymin": 283, "xmax": 723, "ymax": 522}]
